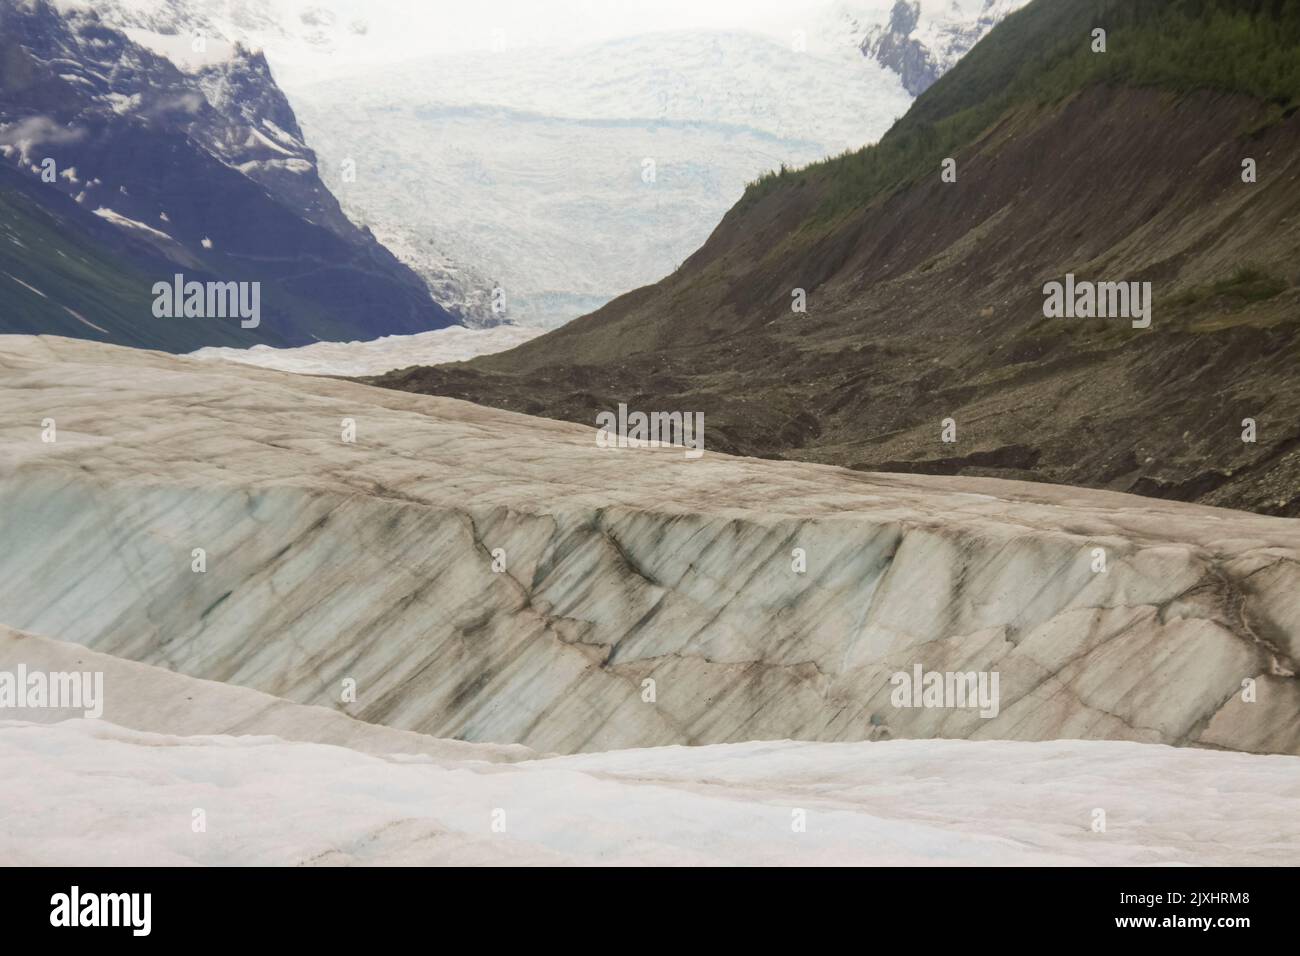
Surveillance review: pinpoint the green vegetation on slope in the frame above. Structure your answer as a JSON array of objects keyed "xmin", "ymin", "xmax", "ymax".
[
  {"xmin": 0, "ymin": 189, "xmax": 272, "ymax": 352},
  {"xmin": 1169, "ymin": 265, "xmax": 1290, "ymax": 309},
  {"xmin": 745, "ymin": 0, "xmax": 1300, "ymax": 221}
]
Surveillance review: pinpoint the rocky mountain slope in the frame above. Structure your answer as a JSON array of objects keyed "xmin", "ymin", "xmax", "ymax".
[
  {"xmin": 0, "ymin": 0, "xmax": 455, "ymax": 350},
  {"xmin": 374, "ymin": 0, "xmax": 1300, "ymax": 516},
  {"xmin": 48, "ymin": 0, "xmax": 505, "ymax": 326},
  {"xmin": 2, "ymin": 335, "xmax": 1296, "ymax": 756}
]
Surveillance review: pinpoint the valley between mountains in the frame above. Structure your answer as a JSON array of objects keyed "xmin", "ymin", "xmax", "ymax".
[
  {"xmin": 1, "ymin": 0, "xmax": 1298, "ymax": 869},
  {"xmin": 376, "ymin": 1, "xmax": 1300, "ymax": 518}
]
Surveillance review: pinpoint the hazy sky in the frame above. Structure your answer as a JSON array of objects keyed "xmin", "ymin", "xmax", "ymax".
[
  {"xmin": 454, "ymin": 0, "xmax": 835, "ymax": 39},
  {"xmin": 236, "ymin": 0, "xmax": 900, "ymax": 83},
  {"xmin": 268, "ymin": 0, "xmax": 889, "ymax": 55}
]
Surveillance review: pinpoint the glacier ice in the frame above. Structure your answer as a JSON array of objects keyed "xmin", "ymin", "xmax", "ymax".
[
  {"xmin": 2, "ymin": 717, "xmax": 1297, "ymax": 865},
  {"xmin": 1, "ymin": 335, "xmax": 1295, "ymax": 757},
  {"xmin": 188, "ymin": 324, "xmax": 545, "ymax": 376}
]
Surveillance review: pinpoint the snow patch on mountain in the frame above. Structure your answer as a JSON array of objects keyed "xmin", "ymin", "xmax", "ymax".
[{"xmin": 91, "ymin": 205, "xmax": 176, "ymax": 242}]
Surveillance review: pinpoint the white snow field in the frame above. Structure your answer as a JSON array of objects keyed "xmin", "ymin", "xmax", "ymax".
[
  {"xmin": 1, "ymin": 335, "xmax": 1297, "ymax": 758},
  {"xmin": 188, "ymin": 323, "xmax": 544, "ymax": 376},
  {"xmin": 2, "ymin": 718, "xmax": 1298, "ymax": 865}
]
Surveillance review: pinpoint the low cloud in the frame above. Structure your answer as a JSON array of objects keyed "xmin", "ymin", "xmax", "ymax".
[
  {"xmin": 0, "ymin": 115, "xmax": 85, "ymax": 147},
  {"xmin": 0, "ymin": 115, "xmax": 86, "ymax": 154},
  {"xmin": 143, "ymin": 92, "xmax": 204, "ymax": 119}
]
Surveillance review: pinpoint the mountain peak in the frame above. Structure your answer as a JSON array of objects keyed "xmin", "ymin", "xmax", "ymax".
[
  {"xmin": 860, "ymin": 0, "xmax": 1030, "ymax": 95},
  {"xmin": 0, "ymin": 0, "xmax": 457, "ymax": 349}
]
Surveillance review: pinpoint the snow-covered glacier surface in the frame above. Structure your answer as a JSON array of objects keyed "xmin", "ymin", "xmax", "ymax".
[
  {"xmin": 4, "ymin": 613, "xmax": 1298, "ymax": 867},
  {"xmin": 2, "ymin": 336, "xmax": 1297, "ymax": 758},
  {"xmin": 0, "ymin": 624, "xmax": 531, "ymax": 762},
  {"xmin": 4, "ymin": 718, "xmax": 1298, "ymax": 865},
  {"xmin": 188, "ymin": 324, "xmax": 544, "ymax": 376}
]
